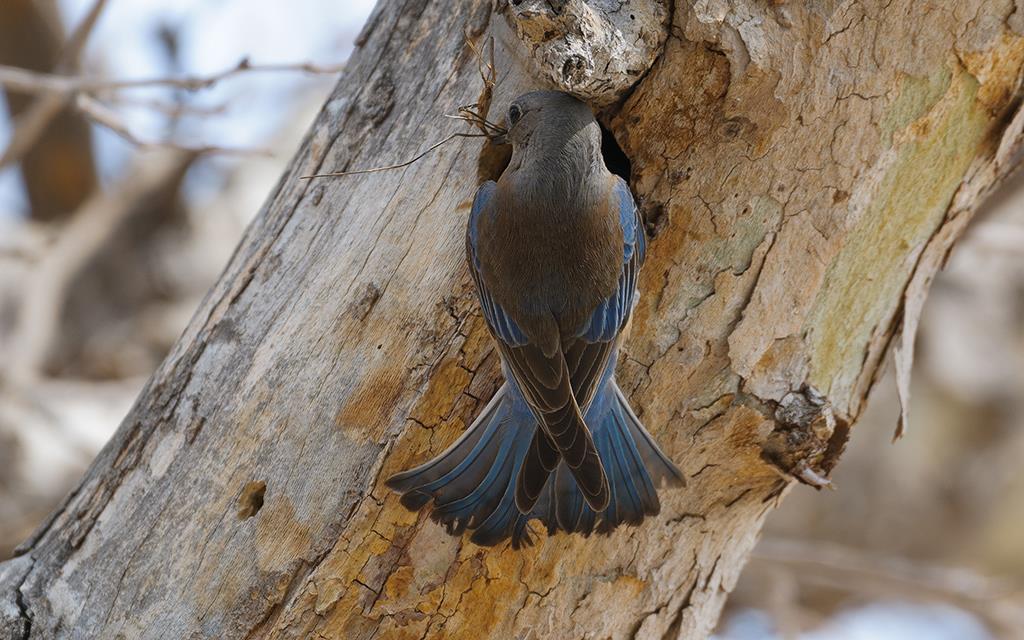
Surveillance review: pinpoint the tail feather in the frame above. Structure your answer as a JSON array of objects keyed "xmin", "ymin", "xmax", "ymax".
[
  {"xmin": 551, "ymin": 377, "xmax": 685, "ymax": 536},
  {"xmin": 613, "ymin": 385, "xmax": 686, "ymax": 489},
  {"xmin": 606, "ymin": 394, "xmax": 660, "ymax": 518},
  {"xmin": 513, "ymin": 427, "xmax": 560, "ymax": 513},
  {"xmin": 385, "ymin": 377, "xmax": 683, "ymax": 547},
  {"xmin": 503, "ymin": 347, "xmax": 611, "ymax": 514},
  {"xmin": 468, "ymin": 463, "xmax": 529, "ymax": 547},
  {"xmin": 431, "ymin": 425, "xmax": 518, "ymax": 531},
  {"xmin": 515, "ymin": 402, "xmax": 609, "ymax": 515},
  {"xmin": 387, "ymin": 389, "xmax": 507, "ymax": 509},
  {"xmin": 554, "ymin": 462, "xmax": 596, "ymax": 535},
  {"xmin": 386, "ymin": 385, "xmax": 534, "ymax": 538}
]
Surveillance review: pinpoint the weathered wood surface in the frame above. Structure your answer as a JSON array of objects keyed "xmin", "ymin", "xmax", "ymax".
[{"xmin": 3, "ymin": 1, "xmax": 1024, "ymax": 638}]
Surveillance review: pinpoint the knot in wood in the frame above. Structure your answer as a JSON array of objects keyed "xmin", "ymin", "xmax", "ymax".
[
  {"xmin": 504, "ymin": 0, "xmax": 670, "ymax": 107},
  {"xmin": 762, "ymin": 386, "xmax": 849, "ymax": 489}
]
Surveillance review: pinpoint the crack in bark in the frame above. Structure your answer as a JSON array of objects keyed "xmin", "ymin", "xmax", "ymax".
[
  {"xmin": 13, "ymin": 582, "xmax": 30, "ymax": 640},
  {"xmin": 0, "ymin": 556, "xmax": 33, "ymax": 640}
]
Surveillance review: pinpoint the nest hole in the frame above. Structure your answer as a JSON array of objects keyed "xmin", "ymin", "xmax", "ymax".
[
  {"xmin": 475, "ymin": 122, "xmax": 633, "ymax": 184},
  {"xmin": 600, "ymin": 123, "xmax": 631, "ymax": 181},
  {"xmin": 237, "ymin": 480, "xmax": 266, "ymax": 520},
  {"xmin": 476, "ymin": 139, "xmax": 513, "ymax": 184}
]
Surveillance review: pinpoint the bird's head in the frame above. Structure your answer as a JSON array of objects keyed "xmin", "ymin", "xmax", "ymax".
[{"xmin": 495, "ymin": 91, "xmax": 600, "ymax": 156}]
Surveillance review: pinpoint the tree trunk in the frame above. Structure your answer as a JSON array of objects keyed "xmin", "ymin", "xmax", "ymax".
[{"xmin": 3, "ymin": 1, "xmax": 1024, "ymax": 638}]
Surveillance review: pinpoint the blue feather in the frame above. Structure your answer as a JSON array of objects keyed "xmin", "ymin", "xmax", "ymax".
[
  {"xmin": 574, "ymin": 177, "xmax": 645, "ymax": 344},
  {"xmin": 467, "ymin": 181, "xmax": 530, "ymax": 347}
]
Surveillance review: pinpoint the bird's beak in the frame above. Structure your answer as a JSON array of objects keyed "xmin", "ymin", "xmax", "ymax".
[{"xmin": 490, "ymin": 131, "xmax": 509, "ymax": 146}]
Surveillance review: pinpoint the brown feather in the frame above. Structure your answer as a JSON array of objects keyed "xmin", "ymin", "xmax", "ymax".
[{"xmin": 501, "ymin": 342, "xmax": 610, "ymax": 512}]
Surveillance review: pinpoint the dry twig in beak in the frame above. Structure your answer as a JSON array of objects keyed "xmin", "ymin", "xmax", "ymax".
[{"xmin": 302, "ymin": 35, "xmax": 506, "ymax": 180}]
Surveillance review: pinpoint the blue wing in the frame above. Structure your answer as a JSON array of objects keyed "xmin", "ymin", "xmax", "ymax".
[
  {"xmin": 575, "ymin": 177, "xmax": 646, "ymax": 344},
  {"xmin": 466, "ymin": 181, "xmax": 529, "ymax": 347}
]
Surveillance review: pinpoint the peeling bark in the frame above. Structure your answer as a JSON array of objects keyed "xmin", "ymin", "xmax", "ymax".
[{"xmin": 2, "ymin": 1, "xmax": 1024, "ymax": 639}]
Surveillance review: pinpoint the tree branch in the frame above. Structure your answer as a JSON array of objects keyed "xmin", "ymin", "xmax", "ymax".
[
  {"xmin": 0, "ymin": 0, "xmax": 109, "ymax": 169},
  {"xmin": 1, "ymin": 150, "xmax": 194, "ymax": 388},
  {"xmin": 74, "ymin": 94, "xmax": 271, "ymax": 156},
  {"xmin": 752, "ymin": 538, "xmax": 1024, "ymax": 635},
  {"xmin": 0, "ymin": 58, "xmax": 346, "ymax": 96}
]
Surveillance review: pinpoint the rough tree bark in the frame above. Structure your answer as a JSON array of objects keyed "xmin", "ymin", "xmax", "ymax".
[{"xmin": 3, "ymin": 1, "xmax": 1024, "ymax": 638}]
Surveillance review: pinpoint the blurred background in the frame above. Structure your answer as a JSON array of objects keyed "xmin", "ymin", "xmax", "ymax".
[{"xmin": 0, "ymin": 2, "xmax": 1021, "ymax": 639}]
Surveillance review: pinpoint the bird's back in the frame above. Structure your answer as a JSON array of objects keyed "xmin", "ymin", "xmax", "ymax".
[{"xmin": 475, "ymin": 171, "xmax": 624, "ymax": 345}]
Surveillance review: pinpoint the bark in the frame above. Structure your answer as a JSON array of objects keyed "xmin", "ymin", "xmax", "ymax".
[{"xmin": 3, "ymin": 1, "xmax": 1024, "ymax": 638}]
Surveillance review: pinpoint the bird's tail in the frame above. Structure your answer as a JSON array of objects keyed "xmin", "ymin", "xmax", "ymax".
[
  {"xmin": 547, "ymin": 379, "xmax": 685, "ymax": 536},
  {"xmin": 385, "ymin": 383, "xmax": 540, "ymax": 547},
  {"xmin": 385, "ymin": 380, "xmax": 684, "ymax": 547}
]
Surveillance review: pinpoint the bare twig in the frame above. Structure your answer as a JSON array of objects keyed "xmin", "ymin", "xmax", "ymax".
[
  {"xmin": 460, "ymin": 35, "xmax": 505, "ymax": 138},
  {"xmin": 1, "ymin": 151, "xmax": 195, "ymax": 388},
  {"xmin": 1, "ymin": 57, "xmax": 341, "ymax": 161},
  {"xmin": 0, "ymin": 0, "xmax": 110, "ymax": 169},
  {"xmin": 300, "ymin": 132, "xmax": 489, "ymax": 180},
  {"xmin": 301, "ymin": 35, "xmax": 506, "ymax": 181},
  {"xmin": 106, "ymin": 95, "xmax": 228, "ymax": 118},
  {"xmin": 751, "ymin": 537, "xmax": 1024, "ymax": 635},
  {"xmin": 465, "ymin": 34, "xmax": 496, "ymax": 117},
  {"xmin": 57, "ymin": 0, "xmax": 111, "ymax": 67},
  {"xmin": 0, "ymin": 58, "xmax": 346, "ymax": 96},
  {"xmin": 75, "ymin": 94, "xmax": 270, "ymax": 156},
  {"xmin": 448, "ymin": 108, "xmax": 506, "ymax": 137}
]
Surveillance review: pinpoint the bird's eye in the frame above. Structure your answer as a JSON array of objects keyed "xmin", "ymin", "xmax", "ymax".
[{"xmin": 508, "ymin": 104, "xmax": 523, "ymax": 125}]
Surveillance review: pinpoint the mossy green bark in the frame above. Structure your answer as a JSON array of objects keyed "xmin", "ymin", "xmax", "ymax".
[{"xmin": 807, "ymin": 65, "xmax": 990, "ymax": 401}]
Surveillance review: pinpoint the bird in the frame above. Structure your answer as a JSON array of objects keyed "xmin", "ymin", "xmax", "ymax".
[{"xmin": 386, "ymin": 90, "xmax": 684, "ymax": 548}]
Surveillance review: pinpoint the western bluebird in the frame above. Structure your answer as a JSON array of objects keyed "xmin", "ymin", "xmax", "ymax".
[{"xmin": 387, "ymin": 91, "xmax": 683, "ymax": 547}]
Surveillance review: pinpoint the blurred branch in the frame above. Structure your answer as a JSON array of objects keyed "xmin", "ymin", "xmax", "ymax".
[
  {"xmin": 0, "ymin": 375, "xmax": 144, "ymax": 559},
  {"xmin": 0, "ymin": 220, "xmax": 54, "ymax": 262},
  {"xmin": 0, "ymin": 95, "xmax": 69, "ymax": 167},
  {"xmin": 1, "ymin": 150, "xmax": 195, "ymax": 389},
  {"xmin": 0, "ymin": 58, "xmax": 345, "ymax": 95},
  {"xmin": 107, "ymin": 94, "xmax": 227, "ymax": 118},
  {"xmin": 751, "ymin": 537, "xmax": 1024, "ymax": 636},
  {"xmin": 966, "ymin": 221, "xmax": 1024, "ymax": 254},
  {"xmin": 764, "ymin": 569, "xmax": 803, "ymax": 640},
  {"xmin": 0, "ymin": 56, "xmax": 341, "ymax": 156},
  {"xmin": 74, "ymin": 94, "xmax": 270, "ymax": 156},
  {"xmin": 56, "ymin": 0, "xmax": 110, "ymax": 66},
  {"xmin": 0, "ymin": 0, "xmax": 109, "ymax": 169}
]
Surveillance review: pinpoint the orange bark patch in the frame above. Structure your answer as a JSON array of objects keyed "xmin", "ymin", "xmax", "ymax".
[{"xmin": 333, "ymin": 367, "xmax": 407, "ymax": 439}]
